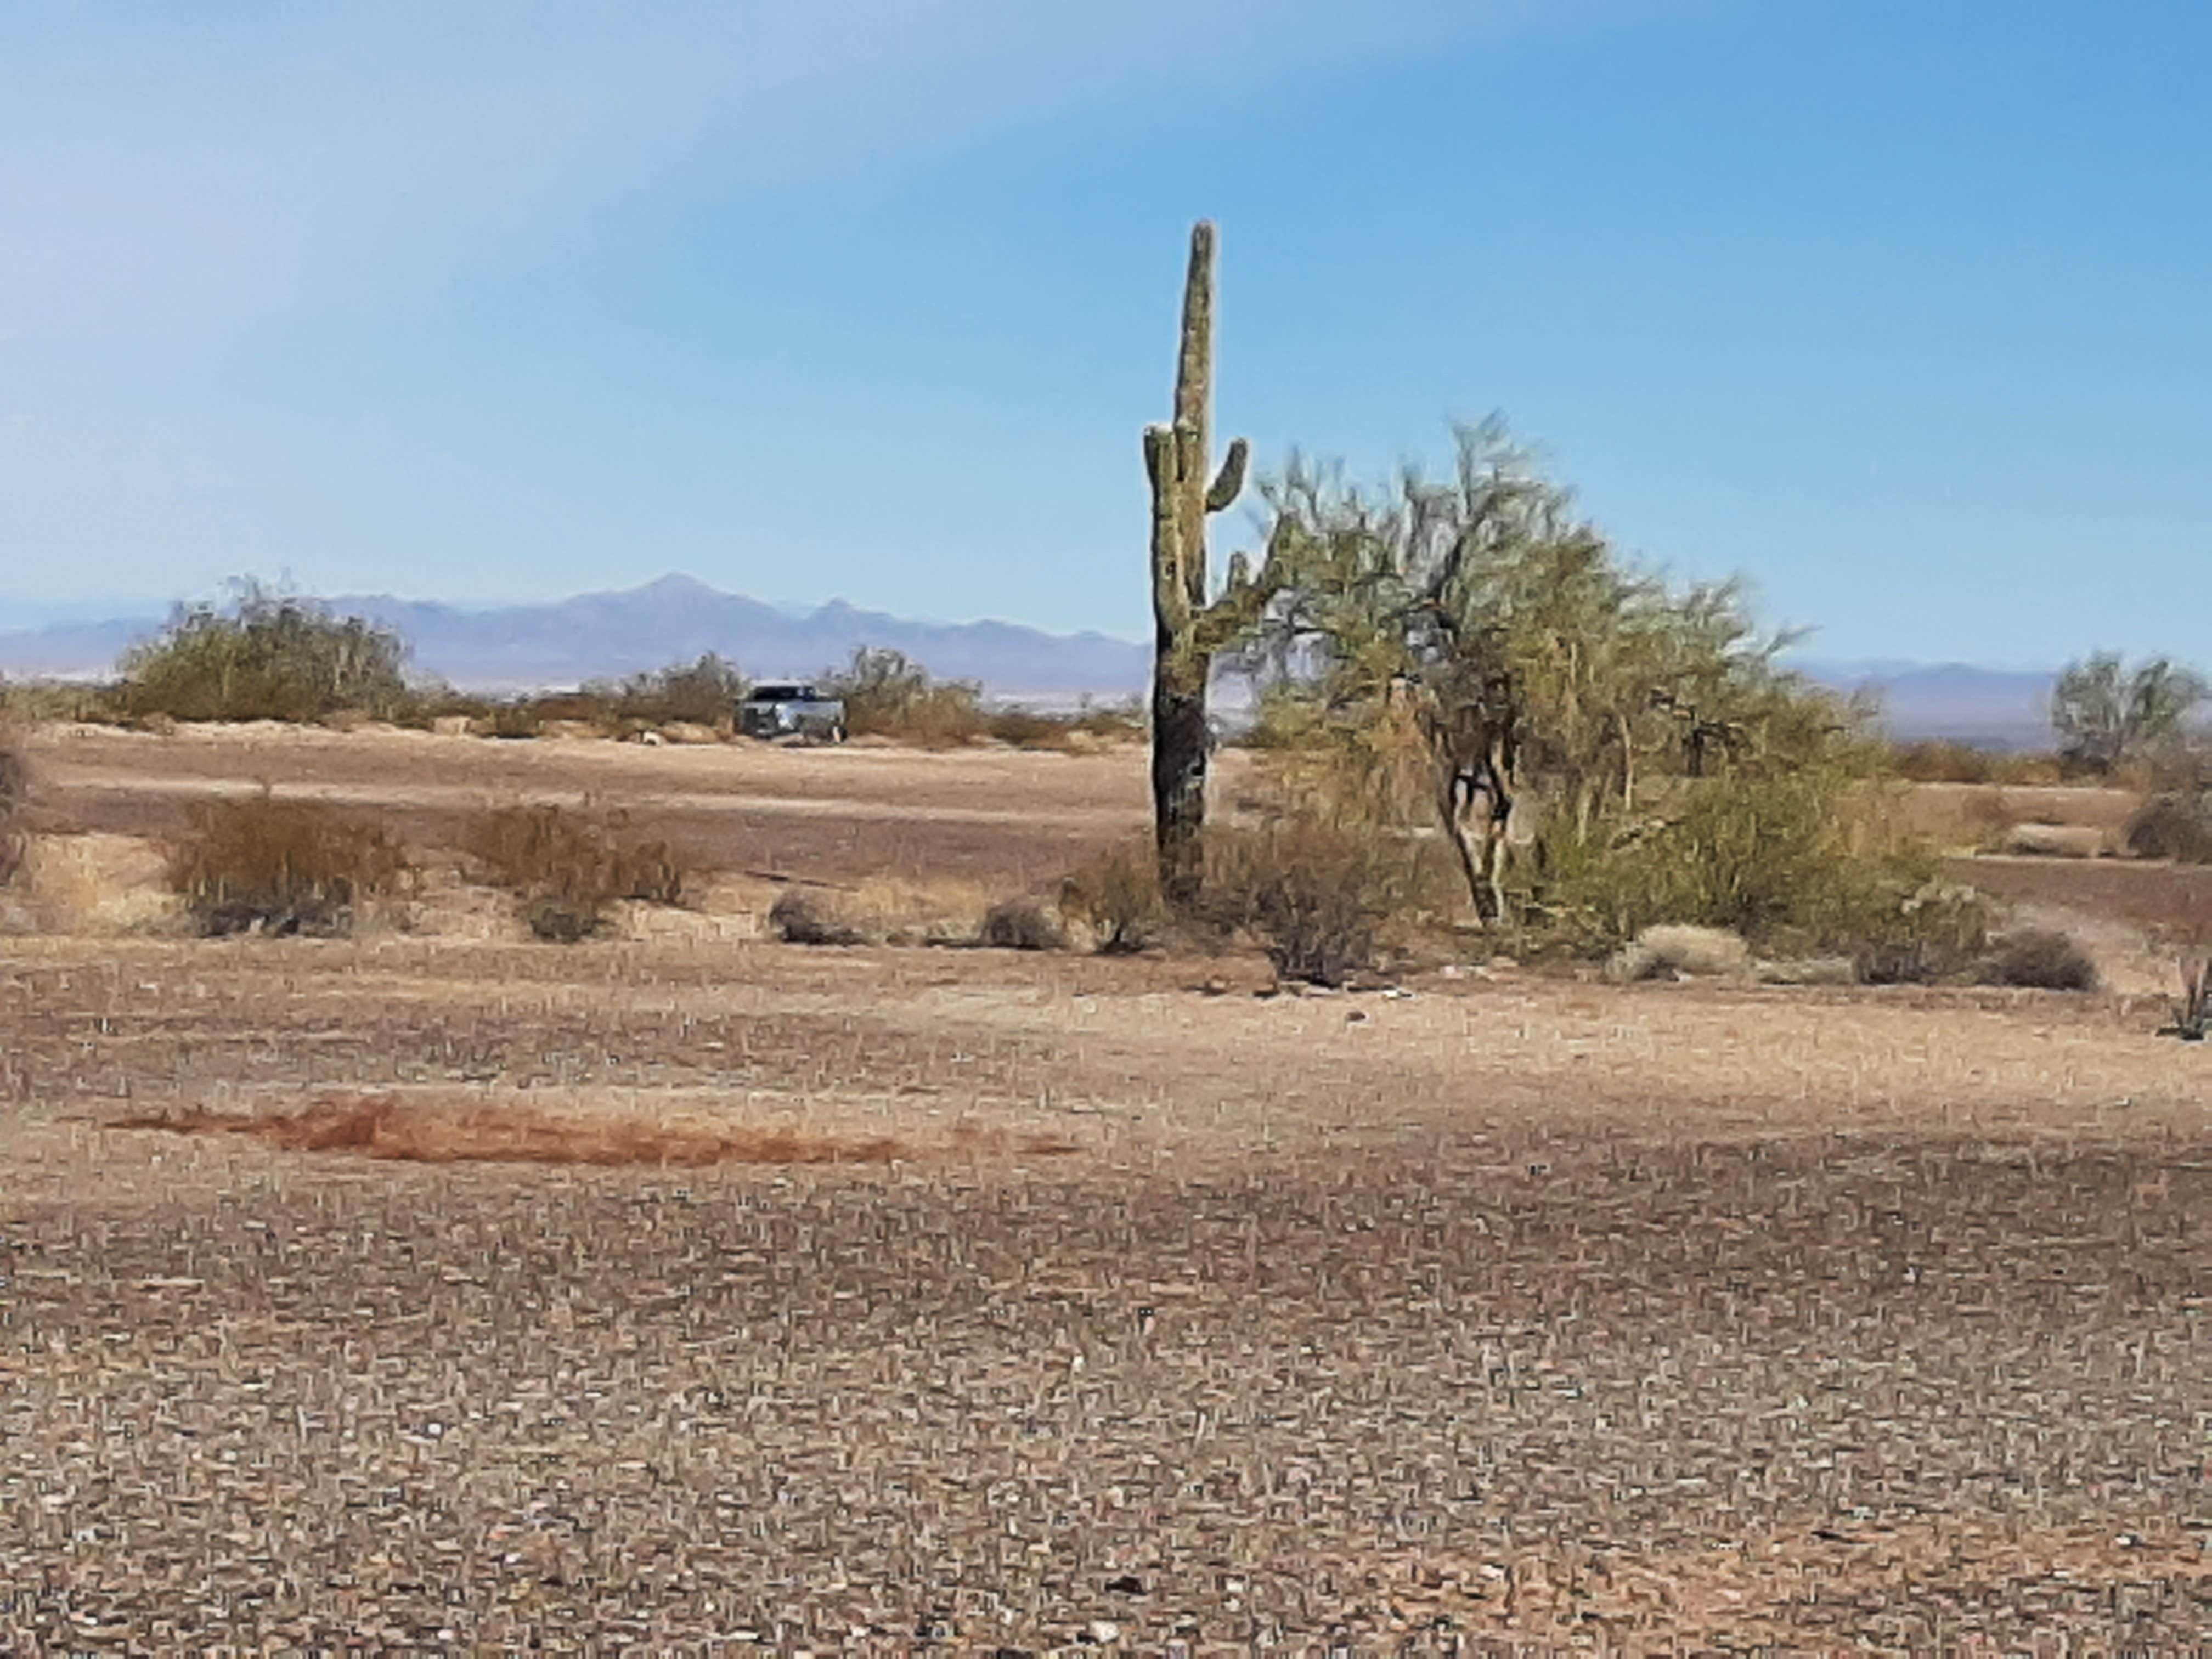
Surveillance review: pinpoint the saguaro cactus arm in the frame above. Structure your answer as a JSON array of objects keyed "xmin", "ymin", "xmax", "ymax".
[{"xmin": 1148, "ymin": 219, "xmax": 1277, "ymax": 891}]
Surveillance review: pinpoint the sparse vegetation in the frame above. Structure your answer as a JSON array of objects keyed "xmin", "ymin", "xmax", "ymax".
[
  {"xmin": 2124, "ymin": 763, "xmax": 2212, "ymax": 862},
  {"xmin": 1197, "ymin": 811, "xmax": 1441, "ymax": 986},
  {"xmin": 0, "ymin": 729, "xmax": 26, "ymax": 888},
  {"xmin": 120, "ymin": 583, "xmax": 412, "ymax": 724},
  {"xmin": 1059, "ymin": 842, "xmax": 1166, "ymax": 953},
  {"xmin": 167, "ymin": 794, "xmax": 410, "ymax": 935},
  {"xmin": 823, "ymin": 647, "xmax": 985, "ymax": 747},
  {"xmin": 461, "ymin": 804, "xmax": 689, "ymax": 941},
  {"xmin": 1888, "ymin": 740, "xmax": 2063, "ymax": 786}
]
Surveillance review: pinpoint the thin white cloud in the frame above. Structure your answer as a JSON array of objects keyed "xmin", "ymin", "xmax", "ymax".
[{"xmin": 0, "ymin": 0, "xmax": 1559, "ymax": 348}]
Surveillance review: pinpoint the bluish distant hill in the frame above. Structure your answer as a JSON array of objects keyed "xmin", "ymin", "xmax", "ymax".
[{"xmin": 0, "ymin": 575, "xmax": 2064, "ymax": 742}]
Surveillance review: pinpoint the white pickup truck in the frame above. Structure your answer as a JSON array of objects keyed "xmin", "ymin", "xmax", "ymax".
[{"xmin": 737, "ymin": 681, "xmax": 847, "ymax": 743}]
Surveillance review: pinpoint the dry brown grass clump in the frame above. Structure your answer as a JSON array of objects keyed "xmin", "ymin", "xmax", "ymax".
[
  {"xmin": 1980, "ymin": 928, "xmax": 2100, "ymax": 991},
  {"xmin": 1199, "ymin": 816, "xmax": 1431, "ymax": 986},
  {"xmin": 978, "ymin": 897, "xmax": 1066, "ymax": 951},
  {"xmin": 462, "ymin": 804, "xmax": 689, "ymax": 941},
  {"xmin": 167, "ymin": 794, "xmax": 409, "ymax": 935},
  {"xmin": 113, "ymin": 1093, "xmax": 1080, "ymax": 1167},
  {"xmin": 1059, "ymin": 842, "xmax": 1166, "ymax": 953},
  {"xmin": 768, "ymin": 885, "xmax": 868, "ymax": 945}
]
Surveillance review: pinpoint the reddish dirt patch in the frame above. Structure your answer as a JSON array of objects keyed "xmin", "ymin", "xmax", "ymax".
[{"xmin": 111, "ymin": 1092, "xmax": 1076, "ymax": 1167}]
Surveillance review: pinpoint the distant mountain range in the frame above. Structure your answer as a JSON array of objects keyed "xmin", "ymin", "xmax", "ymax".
[
  {"xmin": 0, "ymin": 573, "xmax": 2062, "ymax": 742},
  {"xmin": 0, "ymin": 574, "xmax": 1154, "ymax": 703}
]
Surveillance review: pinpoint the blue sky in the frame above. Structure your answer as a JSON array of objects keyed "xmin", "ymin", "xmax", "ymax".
[{"xmin": 2, "ymin": 1, "xmax": 2205, "ymax": 666}]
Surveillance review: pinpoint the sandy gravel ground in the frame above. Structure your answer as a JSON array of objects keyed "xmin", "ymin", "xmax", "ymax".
[
  {"xmin": 2, "ymin": 930, "xmax": 2207, "ymax": 1652},
  {"xmin": 1, "ymin": 726, "xmax": 2208, "ymax": 1650}
]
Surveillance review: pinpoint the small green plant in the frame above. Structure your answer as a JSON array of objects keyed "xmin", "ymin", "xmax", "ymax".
[
  {"xmin": 168, "ymin": 794, "xmax": 410, "ymax": 935},
  {"xmin": 462, "ymin": 805, "xmax": 688, "ymax": 941},
  {"xmin": 1060, "ymin": 843, "xmax": 1167, "ymax": 954}
]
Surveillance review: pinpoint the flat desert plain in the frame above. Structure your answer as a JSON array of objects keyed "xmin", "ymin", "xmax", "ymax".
[{"xmin": 2, "ymin": 724, "xmax": 2208, "ymax": 1651}]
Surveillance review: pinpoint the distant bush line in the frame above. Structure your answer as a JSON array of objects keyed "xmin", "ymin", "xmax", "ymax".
[{"xmin": 0, "ymin": 591, "xmax": 1142, "ymax": 752}]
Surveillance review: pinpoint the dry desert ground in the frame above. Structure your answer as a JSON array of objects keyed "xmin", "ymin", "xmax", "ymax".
[{"xmin": 2, "ymin": 723, "xmax": 2208, "ymax": 1651}]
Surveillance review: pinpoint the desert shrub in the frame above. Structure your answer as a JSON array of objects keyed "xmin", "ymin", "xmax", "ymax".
[
  {"xmin": 978, "ymin": 898, "xmax": 1066, "ymax": 951},
  {"xmin": 168, "ymin": 795, "xmax": 410, "ymax": 936},
  {"xmin": 1537, "ymin": 773, "xmax": 1883, "ymax": 946},
  {"xmin": 1889, "ymin": 740, "xmax": 1997, "ymax": 785},
  {"xmin": 1060, "ymin": 842, "xmax": 1166, "ymax": 953},
  {"xmin": 120, "ymin": 583, "xmax": 410, "ymax": 724},
  {"xmin": 769, "ymin": 887, "xmax": 866, "ymax": 946},
  {"xmin": 462, "ymin": 805, "xmax": 688, "ymax": 941},
  {"xmin": 557, "ymin": 654, "xmax": 748, "ymax": 735},
  {"xmin": 1888, "ymin": 741, "xmax": 2065, "ymax": 786},
  {"xmin": 1067, "ymin": 699, "xmax": 1144, "ymax": 742},
  {"xmin": 1198, "ymin": 814, "xmax": 1430, "ymax": 986},
  {"xmin": 1980, "ymin": 929, "xmax": 2098, "ymax": 992},
  {"xmin": 974, "ymin": 702, "xmax": 1142, "ymax": 751},
  {"xmin": 0, "ymin": 731, "xmax": 26, "ymax": 887},
  {"xmin": 981, "ymin": 708, "xmax": 1080, "ymax": 750},
  {"xmin": 825, "ymin": 648, "xmax": 984, "ymax": 747},
  {"xmin": 2125, "ymin": 789, "xmax": 2212, "ymax": 862},
  {"xmin": 1854, "ymin": 878, "xmax": 1991, "ymax": 985},
  {"xmin": 0, "ymin": 677, "xmax": 123, "ymax": 724}
]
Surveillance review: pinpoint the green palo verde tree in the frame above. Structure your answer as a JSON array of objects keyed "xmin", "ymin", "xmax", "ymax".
[
  {"xmin": 1143, "ymin": 221, "xmax": 1288, "ymax": 901},
  {"xmin": 1242, "ymin": 422, "xmax": 1881, "ymax": 940}
]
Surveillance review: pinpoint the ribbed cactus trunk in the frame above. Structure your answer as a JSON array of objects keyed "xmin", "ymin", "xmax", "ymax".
[{"xmin": 1147, "ymin": 221, "xmax": 1266, "ymax": 904}]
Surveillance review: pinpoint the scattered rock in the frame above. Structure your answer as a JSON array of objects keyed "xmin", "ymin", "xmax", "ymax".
[
  {"xmin": 1755, "ymin": 955, "xmax": 1860, "ymax": 986},
  {"xmin": 1612, "ymin": 924, "xmax": 1754, "ymax": 981},
  {"xmin": 2001, "ymin": 822, "xmax": 2108, "ymax": 859},
  {"xmin": 657, "ymin": 721, "xmax": 723, "ymax": 746}
]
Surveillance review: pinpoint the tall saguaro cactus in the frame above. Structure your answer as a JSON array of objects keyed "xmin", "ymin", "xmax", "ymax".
[{"xmin": 1146, "ymin": 221, "xmax": 1282, "ymax": 898}]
